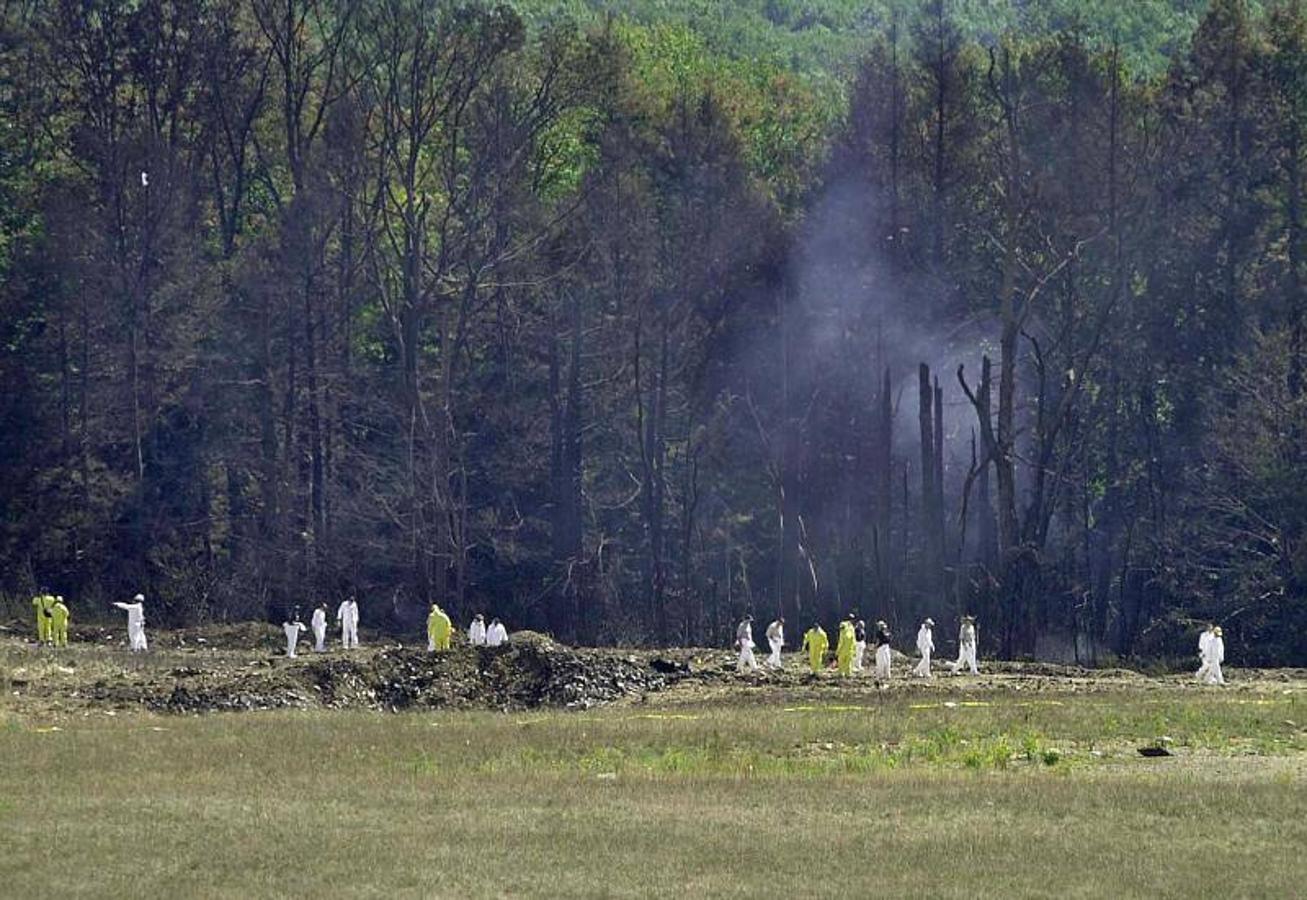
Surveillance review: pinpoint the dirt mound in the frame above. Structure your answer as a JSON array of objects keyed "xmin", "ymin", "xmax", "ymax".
[
  {"xmin": 128, "ymin": 639, "xmax": 696, "ymax": 714},
  {"xmin": 984, "ymin": 660, "xmax": 1147, "ymax": 679}
]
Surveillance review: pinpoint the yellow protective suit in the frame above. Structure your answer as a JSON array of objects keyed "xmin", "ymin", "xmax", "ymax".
[
  {"xmin": 435, "ymin": 610, "xmax": 452, "ymax": 650},
  {"xmin": 51, "ymin": 600, "xmax": 70, "ymax": 647},
  {"xmin": 836, "ymin": 621, "xmax": 855, "ymax": 676},
  {"xmin": 427, "ymin": 606, "xmax": 453, "ymax": 652},
  {"xmin": 33, "ymin": 594, "xmax": 54, "ymax": 643},
  {"xmin": 801, "ymin": 626, "xmax": 829, "ymax": 674}
]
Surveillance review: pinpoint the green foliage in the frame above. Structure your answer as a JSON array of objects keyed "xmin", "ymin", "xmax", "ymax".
[
  {"xmin": 511, "ymin": 0, "xmax": 1239, "ymax": 78},
  {"xmin": 3, "ymin": 0, "xmax": 1307, "ymax": 667}
]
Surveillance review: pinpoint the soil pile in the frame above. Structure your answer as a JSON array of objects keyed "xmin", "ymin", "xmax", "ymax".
[{"xmin": 77, "ymin": 633, "xmax": 700, "ymax": 714}]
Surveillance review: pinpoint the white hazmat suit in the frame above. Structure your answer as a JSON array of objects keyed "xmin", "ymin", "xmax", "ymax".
[
  {"xmin": 765, "ymin": 620, "xmax": 785, "ymax": 669},
  {"xmin": 1203, "ymin": 631, "xmax": 1226, "ymax": 685},
  {"xmin": 311, "ymin": 607, "xmax": 327, "ymax": 652},
  {"xmin": 283, "ymin": 620, "xmax": 305, "ymax": 658},
  {"xmin": 1196, "ymin": 627, "xmax": 1215, "ymax": 681},
  {"xmin": 336, "ymin": 599, "xmax": 359, "ymax": 650},
  {"xmin": 113, "ymin": 596, "xmax": 148, "ymax": 652},
  {"xmin": 913, "ymin": 622, "xmax": 935, "ymax": 678},
  {"xmin": 469, "ymin": 617, "xmax": 487, "ymax": 646},
  {"xmin": 486, "ymin": 621, "xmax": 508, "ymax": 647},
  {"xmin": 736, "ymin": 619, "xmax": 759, "ymax": 673},
  {"xmin": 949, "ymin": 620, "xmax": 978, "ymax": 675},
  {"xmin": 872, "ymin": 623, "xmax": 892, "ymax": 679}
]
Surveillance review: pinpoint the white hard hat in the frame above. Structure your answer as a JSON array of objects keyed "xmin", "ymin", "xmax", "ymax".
[{"xmin": 134, "ymin": 593, "xmax": 145, "ymax": 601}]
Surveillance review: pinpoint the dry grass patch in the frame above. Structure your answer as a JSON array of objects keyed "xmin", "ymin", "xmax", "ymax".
[{"xmin": 1, "ymin": 696, "xmax": 1305, "ymax": 898}]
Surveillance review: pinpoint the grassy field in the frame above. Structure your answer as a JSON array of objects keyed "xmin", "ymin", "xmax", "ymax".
[{"xmin": 2, "ymin": 682, "xmax": 1305, "ymax": 898}]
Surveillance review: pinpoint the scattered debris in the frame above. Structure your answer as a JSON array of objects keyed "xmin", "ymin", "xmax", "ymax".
[{"xmin": 1138, "ymin": 746, "xmax": 1173, "ymax": 757}]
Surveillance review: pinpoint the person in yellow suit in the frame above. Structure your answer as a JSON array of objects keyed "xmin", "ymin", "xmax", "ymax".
[
  {"xmin": 836, "ymin": 617, "xmax": 857, "ymax": 676},
  {"xmin": 427, "ymin": 603, "xmax": 453, "ymax": 652},
  {"xmin": 32, "ymin": 592, "xmax": 55, "ymax": 644},
  {"xmin": 51, "ymin": 596, "xmax": 70, "ymax": 647},
  {"xmin": 801, "ymin": 622, "xmax": 829, "ymax": 674},
  {"xmin": 32, "ymin": 592, "xmax": 47, "ymax": 643}
]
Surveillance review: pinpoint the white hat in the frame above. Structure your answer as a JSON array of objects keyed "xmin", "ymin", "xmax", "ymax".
[
  {"xmin": 924, "ymin": 618, "xmax": 935, "ymax": 627},
  {"xmin": 134, "ymin": 593, "xmax": 145, "ymax": 601}
]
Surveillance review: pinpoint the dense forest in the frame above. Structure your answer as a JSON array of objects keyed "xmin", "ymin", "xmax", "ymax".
[{"xmin": 2, "ymin": 0, "xmax": 1306, "ymax": 665}]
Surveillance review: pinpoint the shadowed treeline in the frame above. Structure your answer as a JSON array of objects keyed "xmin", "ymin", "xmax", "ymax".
[{"xmin": 1, "ymin": 1, "xmax": 1305, "ymax": 665}]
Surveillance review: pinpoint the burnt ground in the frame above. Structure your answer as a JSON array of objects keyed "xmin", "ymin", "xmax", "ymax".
[{"xmin": 2, "ymin": 619, "xmax": 1303, "ymax": 716}]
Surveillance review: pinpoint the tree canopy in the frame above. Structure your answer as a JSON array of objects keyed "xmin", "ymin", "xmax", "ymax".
[{"xmin": 1, "ymin": 0, "xmax": 1304, "ymax": 666}]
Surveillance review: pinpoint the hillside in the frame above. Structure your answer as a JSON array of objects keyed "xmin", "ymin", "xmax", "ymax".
[{"xmin": 512, "ymin": 0, "xmax": 1233, "ymax": 79}]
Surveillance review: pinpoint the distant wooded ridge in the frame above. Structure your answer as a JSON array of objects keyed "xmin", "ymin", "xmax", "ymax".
[{"xmin": 513, "ymin": 0, "xmax": 1235, "ymax": 78}]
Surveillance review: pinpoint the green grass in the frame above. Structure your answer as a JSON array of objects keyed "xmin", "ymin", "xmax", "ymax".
[{"xmin": 1, "ymin": 688, "xmax": 1304, "ymax": 898}]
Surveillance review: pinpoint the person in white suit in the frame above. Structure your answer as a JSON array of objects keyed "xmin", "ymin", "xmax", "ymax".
[
  {"xmin": 872, "ymin": 620, "xmax": 893, "ymax": 679},
  {"xmin": 112, "ymin": 594, "xmax": 148, "ymax": 652},
  {"xmin": 336, "ymin": 596, "xmax": 360, "ymax": 650},
  {"xmin": 913, "ymin": 618, "xmax": 935, "ymax": 678},
  {"xmin": 1202, "ymin": 626, "xmax": 1226, "ymax": 685},
  {"xmin": 735, "ymin": 615, "xmax": 759, "ymax": 673},
  {"xmin": 469, "ymin": 614, "xmax": 487, "ymax": 646},
  {"xmin": 311, "ymin": 604, "xmax": 328, "ymax": 652},
  {"xmin": 765, "ymin": 618, "xmax": 785, "ymax": 669},
  {"xmin": 949, "ymin": 616, "xmax": 978, "ymax": 675},
  {"xmin": 283, "ymin": 612, "xmax": 306, "ymax": 658},
  {"xmin": 1195, "ymin": 623, "xmax": 1216, "ymax": 682}
]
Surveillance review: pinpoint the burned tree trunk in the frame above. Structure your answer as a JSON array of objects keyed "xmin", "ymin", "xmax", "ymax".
[
  {"xmin": 873, "ymin": 367, "xmax": 893, "ymax": 598},
  {"xmin": 918, "ymin": 363, "xmax": 944, "ymax": 585},
  {"xmin": 549, "ymin": 289, "xmax": 585, "ymax": 642},
  {"xmin": 933, "ymin": 376, "xmax": 946, "ymax": 562},
  {"xmin": 975, "ymin": 356, "xmax": 997, "ymax": 564}
]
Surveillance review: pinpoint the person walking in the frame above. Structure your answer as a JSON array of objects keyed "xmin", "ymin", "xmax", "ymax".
[
  {"xmin": 736, "ymin": 615, "xmax": 759, "ymax": 673},
  {"xmin": 913, "ymin": 618, "xmax": 935, "ymax": 678},
  {"xmin": 764, "ymin": 618, "xmax": 785, "ymax": 669},
  {"xmin": 948, "ymin": 616, "xmax": 978, "ymax": 675},
  {"xmin": 836, "ymin": 617, "xmax": 856, "ymax": 677},
  {"xmin": 872, "ymin": 620, "xmax": 893, "ymax": 680},
  {"xmin": 802, "ymin": 623, "xmax": 829, "ymax": 674}
]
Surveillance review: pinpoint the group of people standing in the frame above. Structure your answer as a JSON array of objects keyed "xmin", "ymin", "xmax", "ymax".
[
  {"xmin": 280, "ymin": 597, "xmax": 360, "ymax": 658},
  {"xmin": 737, "ymin": 613, "xmax": 977, "ymax": 680},
  {"xmin": 466, "ymin": 613, "xmax": 509, "ymax": 648},
  {"xmin": 31, "ymin": 591, "xmax": 143, "ymax": 651},
  {"xmin": 280, "ymin": 601, "xmax": 509, "ymax": 658},
  {"xmin": 29, "ymin": 588, "xmax": 1230, "ymax": 687},
  {"xmin": 33, "ymin": 588, "xmax": 512, "ymax": 659},
  {"xmin": 424, "ymin": 607, "xmax": 509, "ymax": 651},
  {"xmin": 29, "ymin": 591, "xmax": 71, "ymax": 648}
]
